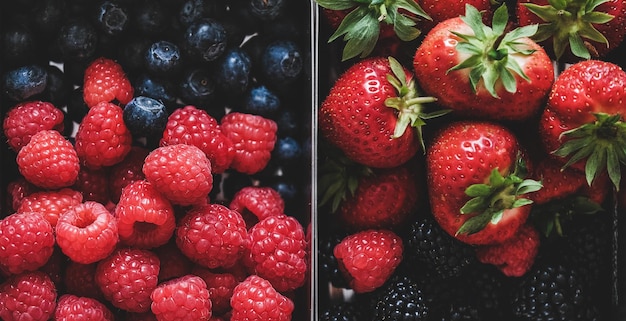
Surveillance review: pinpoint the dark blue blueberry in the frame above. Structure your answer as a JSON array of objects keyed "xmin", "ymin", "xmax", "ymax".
[
  {"xmin": 129, "ymin": 0, "xmax": 170, "ymax": 37},
  {"xmin": 183, "ymin": 18, "xmax": 227, "ymax": 63},
  {"xmin": 222, "ymin": 170, "xmax": 254, "ymax": 201},
  {"xmin": 2, "ymin": 64, "xmax": 48, "ymax": 102},
  {"xmin": 41, "ymin": 64, "xmax": 72, "ymax": 107},
  {"xmin": 179, "ymin": 67, "xmax": 216, "ymax": 107},
  {"xmin": 145, "ymin": 40, "xmax": 183, "ymax": 77},
  {"xmin": 116, "ymin": 36, "xmax": 152, "ymax": 74},
  {"xmin": 55, "ymin": 18, "xmax": 99, "ymax": 62},
  {"xmin": 1, "ymin": 23, "xmax": 39, "ymax": 67},
  {"xmin": 272, "ymin": 136, "xmax": 302, "ymax": 164},
  {"xmin": 276, "ymin": 109, "xmax": 300, "ymax": 137},
  {"xmin": 66, "ymin": 87, "xmax": 90, "ymax": 123},
  {"xmin": 214, "ymin": 47, "xmax": 251, "ymax": 95},
  {"xmin": 242, "ymin": 85, "xmax": 280, "ymax": 118},
  {"xmin": 92, "ymin": 0, "xmax": 130, "ymax": 36},
  {"xmin": 132, "ymin": 73, "xmax": 178, "ymax": 110},
  {"xmin": 32, "ymin": 0, "xmax": 67, "ymax": 37},
  {"xmin": 248, "ymin": 0, "xmax": 286, "ymax": 21},
  {"xmin": 261, "ymin": 40, "xmax": 303, "ymax": 88},
  {"xmin": 62, "ymin": 59, "xmax": 91, "ymax": 87},
  {"xmin": 123, "ymin": 96, "xmax": 169, "ymax": 137},
  {"xmin": 178, "ymin": 0, "xmax": 225, "ymax": 28}
]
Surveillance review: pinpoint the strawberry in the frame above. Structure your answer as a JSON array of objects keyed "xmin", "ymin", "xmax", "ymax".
[
  {"xmin": 413, "ymin": 4, "xmax": 554, "ymax": 121},
  {"xmin": 425, "ymin": 120, "xmax": 542, "ymax": 245},
  {"xmin": 517, "ymin": 0, "xmax": 626, "ymax": 62},
  {"xmin": 319, "ymin": 56, "xmax": 443, "ymax": 169},
  {"xmin": 538, "ymin": 60, "xmax": 626, "ymax": 190},
  {"xmin": 416, "ymin": 0, "xmax": 495, "ymax": 33},
  {"xmin": 475, "ymin": 223, "xmax": 540, "ymax": 277},
  {"xmin": 83, "ymin": 57, "xmax": 134, "ymax": 108}
]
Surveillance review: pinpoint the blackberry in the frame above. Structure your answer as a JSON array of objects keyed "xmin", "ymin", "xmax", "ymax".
[
  {"xmin": 370, "ymin": 274, "xmax": 430, "ymax": 321},
  {"xmin": 319, "ymin": 302, "xmax": 362, "ymax": 321},
  {"xmin": 318, "ymin": 230, "xmax": 349, "ymax": 289},
  {"xmin": 454, "ymin": 264, "xmax": 512, "ymax": 320},
  {"xmin": 433, "ymin": 302, "xmax": 482, "ymax": 321}
]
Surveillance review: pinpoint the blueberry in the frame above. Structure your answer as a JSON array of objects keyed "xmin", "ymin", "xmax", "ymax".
[
  {"xmin": 32, "ymin": 0, "xmax": 67, "ymax": 37},
  {"xmin": 248, "ymin": 0, "xmax": 286, "ymax": 21},
  {"xmin": 132, "ymin": 73, "xmax": 178, "ymax": 110},
  {"xmin": 178, "ymin": 0, "xmax": 225, "ymax": 27},
  {"xmin": 276, "ymin": 109, "xmax": 300, "ymax": 137},
  {"xmin": 214, "ymin": 47, "xmax": 251, "ymax": 95},
  {"xmin": 116, "ymin": 36, "xmax": 152, "ymax": 74},
  {"xmin": 123, "ymin": 96, "xmax": 169, "ymax": 137},
  {"xmin": 273, "ymin": 136, "xmax": 302, "ymax": 164},
  {"xmin": 222, "ymin": 170, "xmax": 254, "ymax": 201},
  {"xmin": 92, "ymin": 0, "xmax": 130, "ymax": 36},
  {"xmin": 66, "ymin": 87, "xmax": 90, "ymax": 123},
  {"xmin": 242, "ymin": 85, "xmax": 280, "ymax": 118},
  {"xmin": 183, "ymin": 18, "xmax": 227, "ymax": 63},
  {"xmin": 2, "ymin": 64, "xmax": 48, "ymax": 102},
  {"xmin": 145, "ymin": 40, "xmax": 183, "ymax": 77},
  {"xmin": 129, "ymin": 0, "xmax": 170, "ymax": 37},
  {"xmin": 1, "ymin": 23, "xmax": 39, "ymax": 67},
  {"xmin": 179, "ymin": 67, "xmax": 216, "ymax": 107},
  {"xmin": 261, "ymin": 40, "xmax": 303, "ymax": 88},
  {"xmin": 41, "ymin": 64, "xmax": 72, "ymax": 107},
  {"xmin": 55, "ymin": 17, "xmax": 99, "ymax": 62}
]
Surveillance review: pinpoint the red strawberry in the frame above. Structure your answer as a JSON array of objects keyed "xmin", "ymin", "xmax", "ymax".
[
  {"xmin": 2, "ymin": 100, "xmax": 65, "ymax": 152},
  {"xmin": 150, "ymin": 275, "xmax": 212, "ymax": 321},
  {"xmin": 333, "ymin": 229, "xmax": 403, "ymax": 293},
  {"xmin": 416, "ymin": 0, "xmax": 495, "ymax": 32},
  {"xmin": 17, "ymin": 129, "xmax": 80, "ymax": 189},
  {"xmin": 230, "ymin": 275, "xmax": 294, "ymax": 321},
  {"xmin": 0, "ymin": 271, "xmax": 57, "ymax": 321},
  {"xmin": 538, "ymin": 60, "xmax": 626, "ymax": 190},
  {"xmin": 0, "ymin": 212, "xmax": 54, "ymax": 275},
  {"xmin": 413, "ymin": 4, "xmax": 554, "ymax": 121},
  {"xmin": 83, "ymin": 57, "xmax": 134, "ymax": 108},
  {"xmin": 517, "ymin": 0, "xmax": 626, "ymax": 62},
  {"xmin": 16, "ymin": 188, "xmax": 83, "ymax": 228},
  {"xmin": 221, "ymin": 112, "xmax": 278, "ymax": 175},
  {"xmin": 475, "ymin": 223, "xmax": 540, "ymax": 277},
  {"xmin": 426, "ymin": 121, "xmax": 542, "ymax": 245},
  {"xmin": 75, "ymin": 101, "xmax": 133, "ymax": 169},
  {"xmin": 319, "ymin": 56, "xmax": 442, "ymax": 169}
]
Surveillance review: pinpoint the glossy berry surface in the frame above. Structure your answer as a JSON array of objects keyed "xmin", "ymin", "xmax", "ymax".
[
  {"xmin": 123, "ymin": 96, "xmax": 168, "ymax": 137},
  {"xmin": 182, "ymin": 18, "xmax": 228, "ymax": 63},
  {"xmin": 2, "ymin": 64, "xmax": 48, "ymax": 102}
]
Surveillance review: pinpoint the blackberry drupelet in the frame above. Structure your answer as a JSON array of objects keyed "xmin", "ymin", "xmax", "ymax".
[
  {"xmin": 370, "ymin": 274, "xmax": 430, "ymax": 321},
  {"xmin": 318, "ymin": 230, "xmax": 350, "ymax": 289},
  {"xmin": 319, "ymin": 302, "xmax": 363, "ymax": 321}
]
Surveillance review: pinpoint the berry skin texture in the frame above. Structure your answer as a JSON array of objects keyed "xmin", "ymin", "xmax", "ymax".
[
  {"xmin": 17, "ymin": 129, "xmax": 80, "ymax": 189},
  {"xmin": 228, "ymin": 186, "xmax": 285, "ymax": 227},
  {"xmin": 333, "ymin": 229, "xmax": 403, "ymax": 293},
  {"xmin": 230, "ymin": 275, "xmax": 294, "ymax": 321},
  {"xmin": 150, "ymin": 275, "xmax": 212, "ymax": 321},
  {"xmin": 143, "ymin": 144, "xmax": 213, "ymax": 206},
  {"xmin": 54, "ymin": 294, "xmax": 114, "ymax": 321},
  {"xmin": 176, "ymin": 203, "xmax": 249, "ymax": 269},
  {"xmin": 3, "ymin": 100, "xmax": 65, "ymax": 152},
  {"xmin": 16, "ymin": 188, "xmax": 83, "ymax": 228},
  {"xmin": 115, "ymin": 180, "xmax": 176, "ymax": 249},
  {"xmin": 83, "ymin": 57, "xmax": 134, "ymax": 108},
  {"xmin": 0, "ymin": 212, "xmax": 54, "ymax": 275},
  {"xmin": 476, "ymin": 223, "xmax": 540, "ymax": 277},
  {"xmin": 0, "ymin": 271, "xmax": 57, "ymax": 321},
  {"xmin": 108, "ymin": 146, "xmax": 150, "ymax": 203},
  {"xmin": 245, "ymin": 214, "xmax": 308, "ymax": 292},
  {"xmin": 75, "ymin": 101, "xmax": 133, "ymax": 169},
  {"xmin": 55, "ymin": 201, "xmax": 119, "ymax": 264},
  {"xmin": 95, "ymin": 248, "xmax": 160, "ymax": 313},
  {"xmin": 192, "ymin": 267, "xmax": 238, "ymax": 315},
  {"xmin": 221, "ymin": 112, "xmax": 278, "ymax": 175}
]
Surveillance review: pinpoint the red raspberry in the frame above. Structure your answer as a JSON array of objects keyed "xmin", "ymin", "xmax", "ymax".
[
  {"xmin": 114, "ymin": 180, "xmax": 176, "ymax": 249},
  {"xmin": 176, "ymin": 203, "xmax": 249, "ymax": 269},
  {"xmin": 95, "ymin": 248, "xmax": 160, "ymax": 313},
  {"xmin": 63, "ymin": 261, "xmax": 105, "ymax": 300},
  {"xmin": 17, "ymin": 129, "xmax": 80, "ymax": 189},
  {"xmin": 192, "ymin": 266, "xmax": 238, "ymax": 315},
  {"xmin": 75, "ymin": 101, "xmax": 133, "ymax": 169},
  {"xmin": 229, "ymin": 186, "xmax": 285, "ymax": 228},
  {"xmin": 245, "ymin": 214, "xmax": 307, "ymax": 292},
  {"xmin": 230, "ymin": 275, "xmax": 294, "ymax": 321},
  {"xmin": 0, "ymin": 212, "xmax": 54, "ymax": 275},
  {"xmin": 38, "ymin": 246, "xmax": 64, "ymax": 287},
  {"xmin": 160, "ymin": 105, "xmax": 235, "ymax": 174},
  {"xmin": 476, "ymin": 223, "xmax": 540, "ymax": 277},
  {"xmin": 220, "ymin": 112, "xmax": 278, "ymax": 175},
  {"xmin": 0, "ymin": 271, "xmax": 57, "ymax": 321},
  {"xmin": 2, "ymin": 100, "xmax": 65, "ymax": 152},
  {"xmin": 333, "ymin": 229, "xmax": 403, "ymax": 293},
  {"xmin": 16, "ymin": 188, "xmax": 83, "ymax": 227},
  {"xmin": 109, "ymin": 146, "xmax": 150, "ymax": 202},
  {"xmin": 142, "ymin": 144, "xmax": 213, "ymax": 206},
  {"xmin": 54, "ymin": 294, "xmax": 114, "ymax": 321},
  {"xmin": 83, "ymin": 57, "xmax": 134, "ymax": 108},
  {"xmin": 6, "ymin": 177, "xmax": 40, "ymax": 212},
  {"xmin": 55, "ymin": 201, "xmax": 119, "ymax": 264},
  {"xmin": 73, "ymin": 166, "xmax": 111, "ymax": 204},
  {"xmin": 154, "ymin": 241, "xmax": 192, "ymax": 282},
  {"xmin": 150, "ymin": 275, "xmax": 212, "ymax": 321}
]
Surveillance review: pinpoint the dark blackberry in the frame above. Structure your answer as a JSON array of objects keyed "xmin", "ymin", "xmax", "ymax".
[
  {"xmin": 319, "ymin": 302, "xmax": 362, "ymax": 321},
  {"xmin": 403, "ymin": 214, "xmax": 476, "ymax": 279},
  {"xmin": 432, "ymin": 302, "xmax": 482, "ymax": 321},
  {"xmin": 369, "ymin": 274, "xmax": 430, "ymax": 321},
  {"xmin": 318, "ymin": 230, "xmax": 349, "ymax": 289},
  {"xmin": 454, "ymin": 263, "xmax": 512, "ymax": 320}
]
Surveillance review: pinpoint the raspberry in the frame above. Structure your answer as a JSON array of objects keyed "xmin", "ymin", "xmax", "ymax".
[
  {"xmin": 229, "ymin": 186, "xmax": 285, "ymax": 227},
  {"xmin": 0, "ymin": 212, "xmax": 54, "ymax": 275},
  {"xmin": 150, "ymin": 275, "xmax": 212, "ymax": 321},
  {"xmin": 55, "ymin": 201, "xmax": 119, "ymax": 264},
  {"xmin": 176, "ymin": 203, "xmax": 249, "ymax": 269},
  {"xmin": 160, "ymin": 105, "xmax": 235, "ymax": 174},
  {"xmin": 74, "ymin": 101, "xmax": 133, "ymax": 169},
  {"xmin": 154, "ymin": 241, "xmax": 192, "ymax": 282},
  {"xmin": 17, "ymin": 129, "xmax": 80, "ymax": 189},
  {"xmin": 6, "ymin": 177, "xmax": 40, "ymax": 212},
  {"xmin": 220, "ymin": 112, "xmax": 277, "ymax": 175},
  {"xmin": 73, "ymin": 166, "xmax": 111, "ymax": 204},
  {"xmin": 142, "ymin": 144, "xmax": 213, "ymax": 206},
  {"xmin": 83, "ymin": 57, "xmax": 134, "ymax": 108},
  {"xmin": 230, "ymin": 275, "xmax": 294, "ymax": 321},
  {"xmin": 245, "ymin": 214, "xmax": 307, "ymax": 292},
  {"xmin": 16, "ymin": 187, "xmax": 83, "ymax": 227},
  {"xmin": 0, "ymin": 271, "xmax": 57, "ymax": 321},
  {"xmin": 95, "ymin": 248, "xmax": 160, "ymax": 313},
  {"xmin": 114, "ymin": 180, "xmax": 176, "ymax": 249},
  {"xmin": 192, "ymin": 266, "xmax": 238, "ymax": 315},
  {"xmin": 2, "ymin": 100, "xmax": 65, "ymax": 152},
  {"xmin": 333, "ymin": 229, "xmax": 403, "ymax": 293},
  {"xmin": 108, "ymin": 146, "xmax": 150, "ymax": 202},
  {"xmin": 63, "ymin": 261, "xmax": 105, "ymax": 300},
  {"xmin": 476, "ymin": 223, "xmax": 540, "ymax": 277},
  {"xmin": 54, "ymin": 294, "xmax": 114, "ymax": 321}
]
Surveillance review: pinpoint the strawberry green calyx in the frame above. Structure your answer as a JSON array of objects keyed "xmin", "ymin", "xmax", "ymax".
[
  {"xmin": 457, "ymin": 158, "xmax": 543, "ymax": 236},
  {"xmin": 553, "ymin": 113, "xmax": 626, "ymax": 190},
  {"xmin": 530, "ymin": 195, "xmax": 603, "ymax": 237},
  {"xmin": 448, "ymin": 4, "xmax": 539, "ymax": 98},
  {"xmin": 316, "ymin": 0, "xmax": 430, "ymax": 61},
  {"xmin": 384, "ymin": 57, "xmax": 445, "ymax": 152},
  {"xmin": 523, "ymin": 0, "xmax": 615, "ymax": 60}
]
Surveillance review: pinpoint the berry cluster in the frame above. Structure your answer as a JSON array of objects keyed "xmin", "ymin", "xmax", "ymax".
[{"xmin": 0, "ymin": 0, "xmax": 312, "ymax": 320}]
